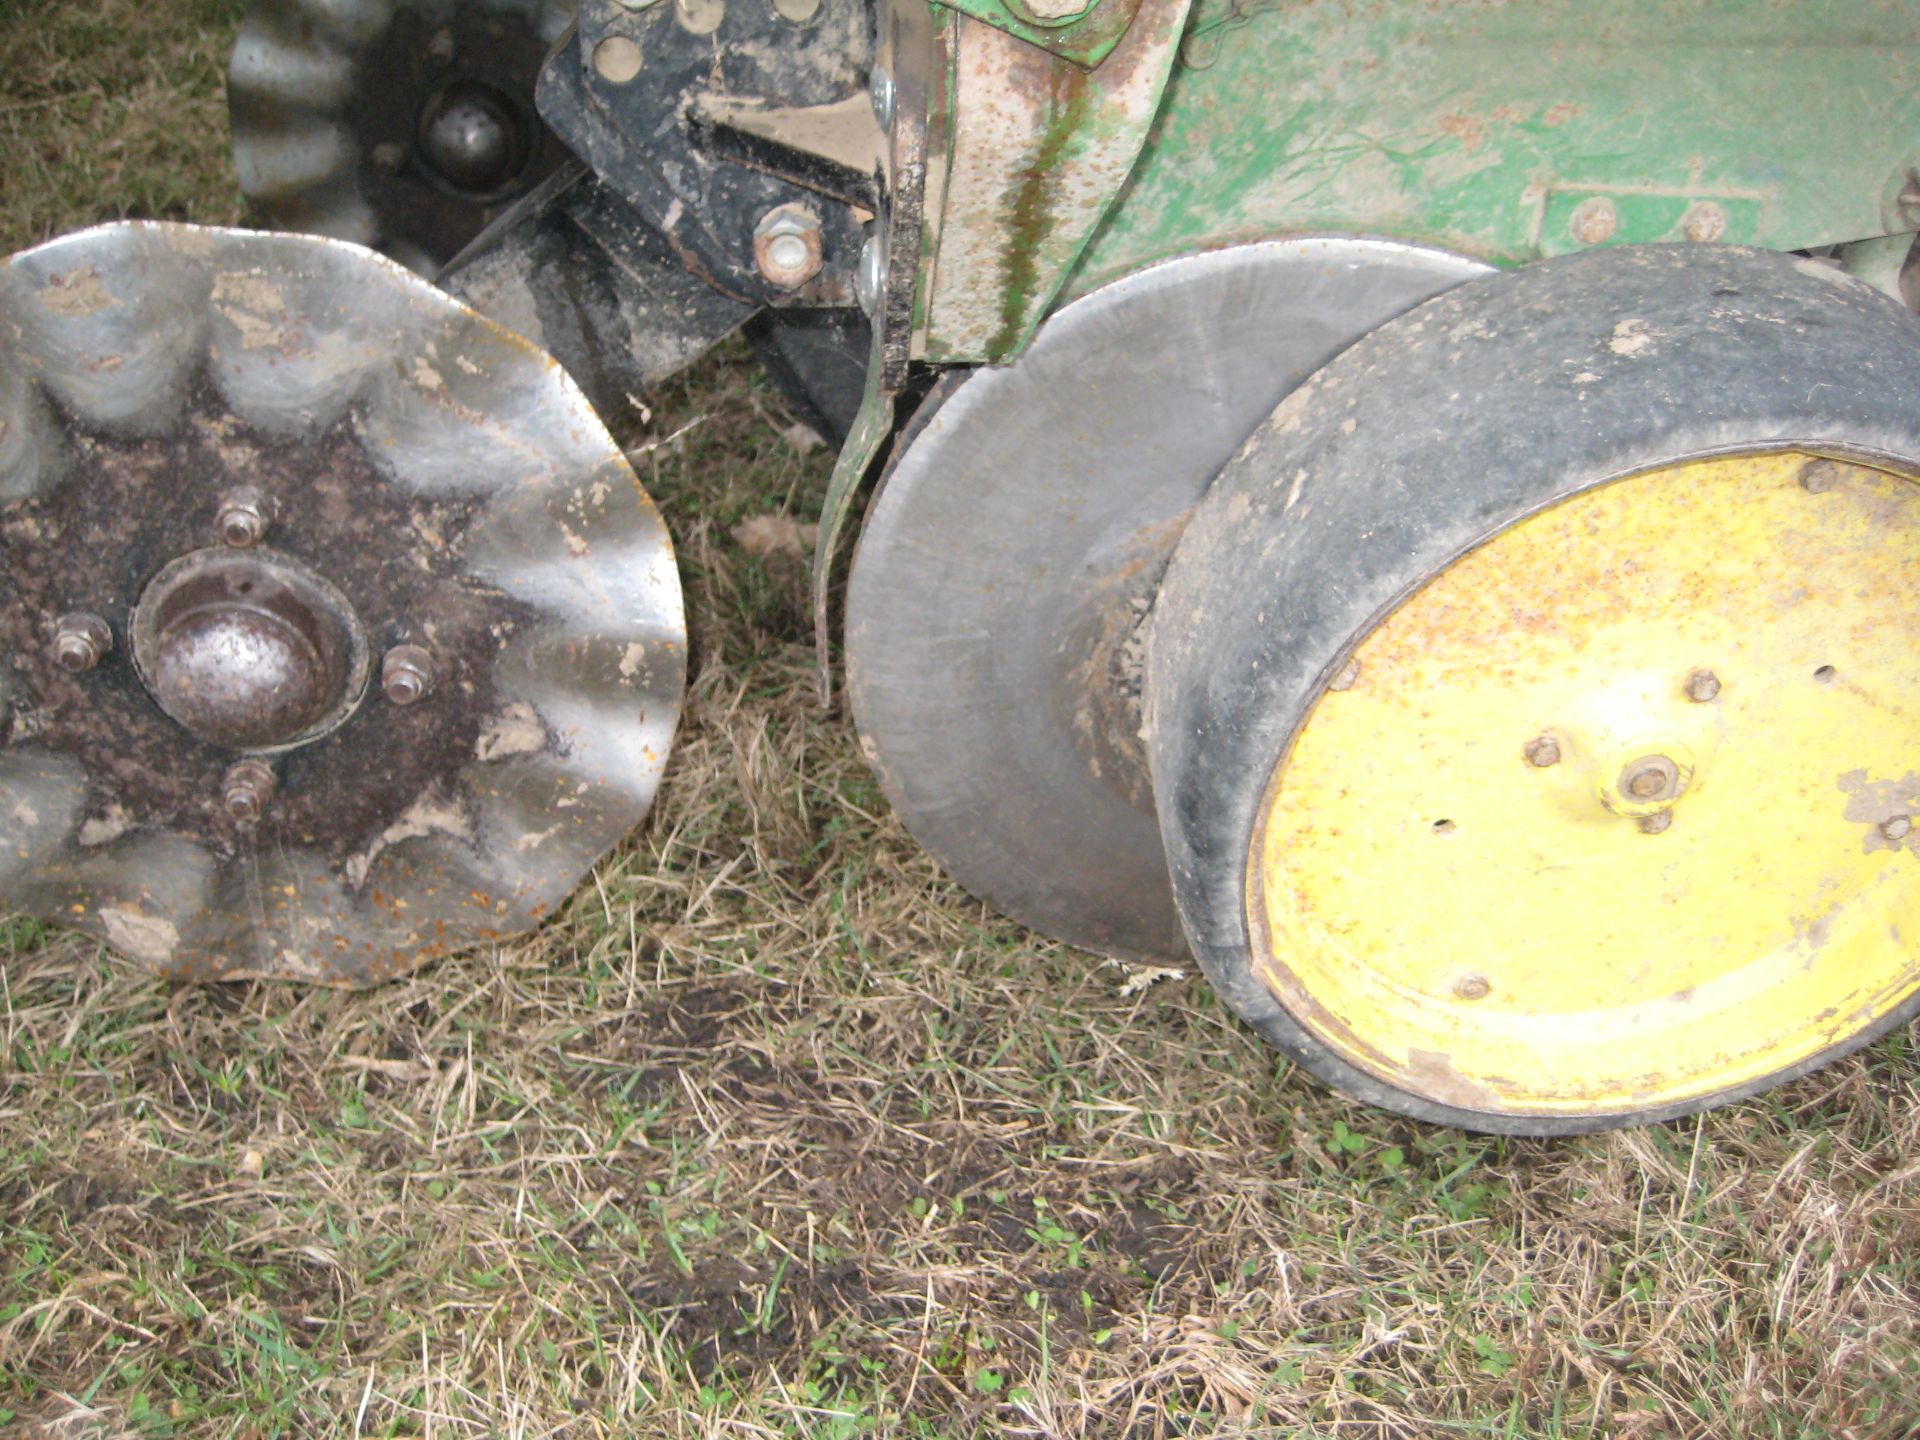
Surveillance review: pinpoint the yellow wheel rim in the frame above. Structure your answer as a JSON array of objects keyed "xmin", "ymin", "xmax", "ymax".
[{"xmin": 1250, "ymin": 451, "xmax": 1920, "ymax": 1116}]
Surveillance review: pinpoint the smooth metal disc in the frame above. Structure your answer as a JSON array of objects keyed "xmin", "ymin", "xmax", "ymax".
[
  {"xmin": 230, "ymin": 0, "xmax": 576, "ymax": 273},
  {"xmin": 845, "ymin": 239, "xmax": 1489, "ymax": 959},
  {"xmin": 0, "ymin": 223, "xmax": 684, "ymax": 984}
]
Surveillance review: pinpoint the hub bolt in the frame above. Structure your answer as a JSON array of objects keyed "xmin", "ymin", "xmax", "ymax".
[
  {"xmin": 1621, "ymin": 755, "xmax": 1680, "ymax": 802},
  {"xmin": 1799, "ymin": 458, "xmax": 1839, "ymax": 493},
  {"xmin": 222, "ymin": 760, "xmax": 277, "ymax": 827},
  {"xmin": 52, "ymin": 612, "xmax": 113, "ymax": 673},
  {"xmin": 382, "ymin": 645, "xmax": 436, "ymax": 706},
  {"xmin": 753, "ymin": 206, "xmax": 825, "ymax": 290},
  {"xmin": 1627, "ymin": 768, "xmax": 1667, "ymax": 800},
  {"xmin": 218, "ymin": 489, "xmax": 273, "ymax": 548},
  {"xmin": 1685, "ymin": 668, "xmax": 1720, "ymax": 703},
  {"xmin": 1639, "ymin": 811, "xmax": 1674, "ymax": 836},
  {"xmin": 1453, "ymin": 974, "xmax": 1492, "ymax": 1001},
  {"xmin": 1524, "ymin": 735, "xmax": 1561, "ymax": 768}
]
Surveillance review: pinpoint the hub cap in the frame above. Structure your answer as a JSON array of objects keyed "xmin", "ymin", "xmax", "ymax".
[
  {"xmin": 134, "ymin": 549, "xmax": 370, "ymax": 752},
  {"xmin": 1251, "ymin": 451, "xmax": 1920, "ymax": 1115}
]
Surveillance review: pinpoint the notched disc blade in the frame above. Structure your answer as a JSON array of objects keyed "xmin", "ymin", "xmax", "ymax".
[
  {"xmin": 0, "ymin": 222, "xmax": 685, "ymax": 984},
  {"xmin": 846, "ymin": 240, "xmax": 1488, "ymax": 960}
]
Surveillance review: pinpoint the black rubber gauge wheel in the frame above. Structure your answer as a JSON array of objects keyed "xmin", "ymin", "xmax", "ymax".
[{"xmin": 1145, "ymin": 245, "xmax": 1920, "ymax": 1134}]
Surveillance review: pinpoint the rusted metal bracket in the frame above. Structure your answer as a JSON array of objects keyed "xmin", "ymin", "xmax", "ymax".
[
  {"xmin": 927, "ymin": 0, "xmax": 1145, "ymax": 69},
  {"xmin": 916, "ymin": 0, "xmax": 1194, "ymax": 362}
]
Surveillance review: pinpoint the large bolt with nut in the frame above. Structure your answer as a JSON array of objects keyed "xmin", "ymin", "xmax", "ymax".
[
  {"xmin": 222, "ymin": 760, "xmax": 277, "ymax": 826},
  {"xmin": 218, "ymin": 488, "xmax": 274, "ymax": 548},
  {"xmin": 753, "ymin": 206, "xmax": 825, "ymax": 290},
  {"xmin": 1622, "ymin": 756, "xmax": 1680, "ymax": 801},
  {"xmin": 382, "ymin": 644, "xmax": 436, "ymax": 706},
  {"xmin": 52, "ymin": 612, "xmax": 113, "ymax": 673}
]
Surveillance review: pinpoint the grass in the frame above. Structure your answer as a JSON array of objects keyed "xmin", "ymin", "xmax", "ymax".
[{"xmin": 3, "ymin": 4, "xmax": 1920, "ymax": 1437}]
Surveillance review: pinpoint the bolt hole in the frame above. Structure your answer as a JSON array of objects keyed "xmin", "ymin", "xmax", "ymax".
[
  {"xmin": 1814, "ymin": 664, "xmax": 1836, "ymax": 683},
  {"xmin": 1431, "ymin": 819, "xmax": 1456, "ymax": 834}
]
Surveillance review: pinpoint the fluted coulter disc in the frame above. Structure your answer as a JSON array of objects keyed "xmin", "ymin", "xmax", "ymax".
[{"xmin": 0, "ymin": 222, "xmax": 685, "ymax": 984}]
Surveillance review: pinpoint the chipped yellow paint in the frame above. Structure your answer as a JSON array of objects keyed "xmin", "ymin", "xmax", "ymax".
[{"xmin": 1250, "ymin": 451, "xmax": 1920, "ymax": 1116}]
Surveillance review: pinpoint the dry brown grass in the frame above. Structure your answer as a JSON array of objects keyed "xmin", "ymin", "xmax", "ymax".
[{"xmin": 4, "ymin": 5, "xmax": 1920, "ymax": 1438}]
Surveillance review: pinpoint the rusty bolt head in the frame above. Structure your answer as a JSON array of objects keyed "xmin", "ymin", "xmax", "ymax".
[
  {"xmin": 1681, "ymin": 202, "xmax": 1728, "ymax": 244},
  {"xmin": 1569, "ymin": 197, "xmax": 1619, "ymax": 247},
  {"xmin": 1453, "ymin": 974, "xmax": 1492, "ymax": 1001},
  {"xmin": 1524, "ymin": 735, "xmax": 1561, "ymax": 768},
  {"xmin": 222, "ymin": 760, "xmax": 277, "ymax": 826},
  {"xmin": 1883, "ymin": 816, "xmax": 1913, "ymax": 843},
  {"xmin": 1639, "ymin": 810, "xmax": 1674, "ymax": 836},
  {"xmin": 52, "ymin": 612, "xmax": 113, "ymax": 673},
  {"xmin": 218, "ymin": 489, "xmax": 273, "ymax": 548},
  {"xmin": 753, "ymin": 206, "xmax": 825, "ymax": 290},
  {"xmin": 1799, "ymin": 458, "xmax": 1839, "ymax": 494},
  {"xmin": 382, "ymin": 644, "xmax": 435, "ymax": 706},
  {"xmin": 1685, "ymin": 669, "xmax": 1721, "ymax": 703}
]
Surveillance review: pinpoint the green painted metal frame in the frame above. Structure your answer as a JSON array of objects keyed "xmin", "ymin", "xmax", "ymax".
[{"xmin": 915, "ymin": 0, "xmax": 1920, "ymax": 364}]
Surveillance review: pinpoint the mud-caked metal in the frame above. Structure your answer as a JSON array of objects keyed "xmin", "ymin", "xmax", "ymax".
[{"xmin": 0, "ymin": 223, "xmax": 685, "ymax": 985}]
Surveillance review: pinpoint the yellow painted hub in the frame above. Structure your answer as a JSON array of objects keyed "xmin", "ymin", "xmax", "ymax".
[{"xmin": 1249, "ymin": 451, "xmax": 1920, "ymax": 1116}]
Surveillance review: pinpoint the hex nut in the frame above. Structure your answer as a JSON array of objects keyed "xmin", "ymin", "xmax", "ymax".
[
  {"xmin": 222, "ymin": 760, "xmax": 277, "ymax": 826},
  {"xmin": 218, "ymin": 488, "xmax": 274, "ymax": 548},
  {"xmin": 53, "ymin": 612, "xmax": 113, "ymax": 673},
  {"xmin": 1685, "ymin": 668, "xmax": 1721, "ymax": 703},
  {"xmin": 753, "ymin": 206, "xmax": 825, "ymax": 289},
  {"xmin": 1523, "ymin": 735, "xmax": 1561, "ymax": 768},
  {"xmin": 382, "ymin": 645, "xmax": 436, "ymax": 706}
]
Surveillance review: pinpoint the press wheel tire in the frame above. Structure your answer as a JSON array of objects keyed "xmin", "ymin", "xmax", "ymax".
[{"xmin": 1145, "ymin": 245, "xmax": 1920, "ymax": 1135}]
